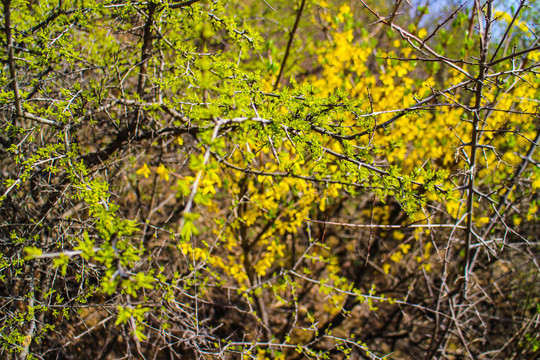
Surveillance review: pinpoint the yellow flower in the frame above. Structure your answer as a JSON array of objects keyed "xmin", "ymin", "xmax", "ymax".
[
  {"xmin": 136, "ymin": 163, "xmax": 151, "ymax": 178},
  {"xmin": 401, "ymin": 47, "xmax": 413, "ymax": 57},
  {"xmin": 390, "ymin": 251, "xmax": 403, "ymax": 263},
  {"xmin": 339, "ymin": 4, "xmax": 350, "ymax": 14},
  {"xmin": 532, "ymin": 175, "xmax": 540, "ymax": 189},
  {"xmin": 396, "ymin": 65, "xmax": 408, "ymax": 77},
  {"xmin": 527, "ymin": 50, "xmax": 539, "ymax": 62},
  {"xmin": 156, "ymin": 164, "xmax": 170, "ymax": 181},
  {"xmin": 400, "ymin": 243, "xmax": 411, "ymax": 254},
  {"xmin": 446, "ymin": 200, "xmax": 462, "ymax": 218},
  {"xmin": 477, "ymin": 217, "xmax": 490, "ymax": 225},
  {"xmin": 319, "ymin": 196, "xmax": 326, "ymax": 211},
  {"xmin": 418, "ymin": 28, "xmax": 427, "ymax": 38}
]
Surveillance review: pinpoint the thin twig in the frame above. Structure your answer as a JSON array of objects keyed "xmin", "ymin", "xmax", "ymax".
[
  {"xmin": 274, "ymin": 0, "xmax": 307, "ymax": 90},
  {"xmin": 464, "ymin": 0, "xmax": 493, "ymax": 288},
  {"xmin": 168, "ymin": 0, "xmax": 202, "ymax": 9},
  {"xmin": 306, "ymin": 219, "xmax": 466, "ymax": 229},
  {"xmin": 137, "ymin": 3, "xmax": 157, "ymax": 97},
  {"xmin": 3, "ymin": 0, "xmax": 23, "ymax": 119},
  {"xmin": 489, "ymin": 0, "xmax": 527, "ymax": 64}
]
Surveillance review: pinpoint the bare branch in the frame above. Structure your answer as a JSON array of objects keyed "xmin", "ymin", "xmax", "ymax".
[
  {"xmin": 274, "ymin": 0, "xmax": 307, "ymax": 90},
  {"xmin": 3, "ymin": 0, "xmax": 22, "ymax": 119}
]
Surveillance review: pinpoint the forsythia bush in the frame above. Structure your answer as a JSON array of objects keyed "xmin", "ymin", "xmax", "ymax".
[{"xmin": 1, "ymin": 0, "xmax": 539, "ymax": 359}]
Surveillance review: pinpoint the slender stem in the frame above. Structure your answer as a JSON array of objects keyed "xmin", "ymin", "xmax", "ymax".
[
  {"xmin": 169, "ymin": 0, "xmax": 201, "ymax": 9},
  {"xmin": 424, "ymin": 3, "xmax": 493, "ymax": 359},
  {"xmin": 3, "ymin": 0, "xmax": 23, "ymax": 119},
  {"xmin": 489, "ymin": 0, "xmax": 526, "ymax": 64},
  {"xmin": 359, "ymin": 0, "xmax": 474, "ymax": 80},
  {"xmin": 487, "ymin": 44, "xmax": 540, "ymax": 67},
  {"xmin": 464, "ymin": 0, "xmax": 492, "ymax": 288},
  {"xmin": 19, "ymin": 278, "xmax": 36, "ymax": 360},
  {"xmin": 137, "ymin": 3, "xmax": 157, "ymax": 97},
  {"xmin": 178, "ymin": 122, "xmax": 221, "ymax": 229},
  {"xmin": 273, "ymin": 0, "xmax": 307, "ymax": 90}
]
